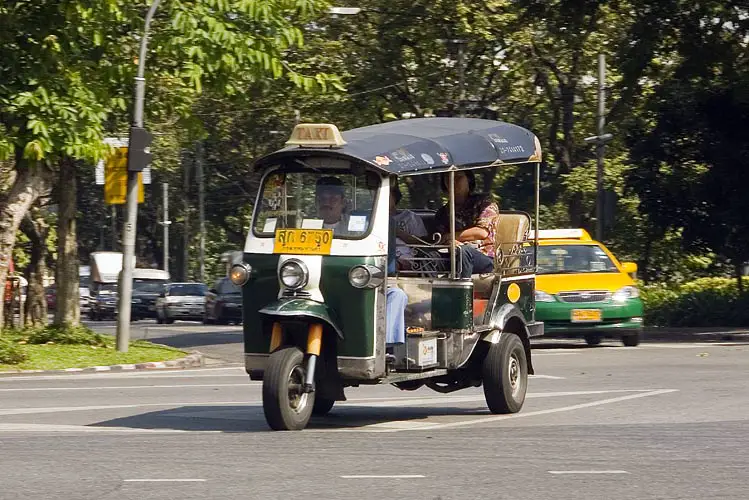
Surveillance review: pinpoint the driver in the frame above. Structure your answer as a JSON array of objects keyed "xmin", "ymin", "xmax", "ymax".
[{"xmin": 315, "ymin": 176, "xmax": 351, "ymax": 235}]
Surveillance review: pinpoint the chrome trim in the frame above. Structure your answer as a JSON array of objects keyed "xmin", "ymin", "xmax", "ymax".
[
  {"xmin": 557, "ymin": 290, "xmax": 611, "ymax": 303},
  {"xmin": 338, "ymin": 356, "xmax": 380, "ymax": 380}
]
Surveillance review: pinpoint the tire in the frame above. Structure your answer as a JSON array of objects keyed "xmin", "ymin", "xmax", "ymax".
[
  {"xmin": 165, "ymin": 317, "xmax": 175, "ymax": 325},
  {"xmin": 482, "ymin": 333, "xmax": 527, "ymax": 414},
  {"xmin": 622, "ymin": 333, "xmax": 640, "ymax": 347},
  {"xmin": 312, "ymin": 397, "xmax": 335, "ymax": 416},
  {"xmin": 585, "ymin": 334, "xmax": 602, "ymax": 346},
  {"xmin": 262, "ymin": 347, "xmax": 315, "ymax": 431}
]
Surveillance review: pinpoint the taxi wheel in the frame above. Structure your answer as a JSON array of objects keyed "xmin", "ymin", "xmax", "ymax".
[
  {"xmin": 482, "ymin": 333, "xmax": 527, "ymax": 414},
  {"xmin": 622, "ymin": 334, "xmax": 640, "ymax": 347},
  {"xmin": 312, "ymin": 397, "xmax": 335, "ymax": 416},
  {"xmin": 263, "ymin": 347, "xmax": 315, "ymax": 431},
  {"xmin": 585, "ymin": 334, "xmax": 602, "ymax": 346}
]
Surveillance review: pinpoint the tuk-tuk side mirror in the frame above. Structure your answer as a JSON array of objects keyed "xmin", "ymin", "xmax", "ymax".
[{"xmin": 621, "ymin": 262, "xmax": 638, "ymax": 274}]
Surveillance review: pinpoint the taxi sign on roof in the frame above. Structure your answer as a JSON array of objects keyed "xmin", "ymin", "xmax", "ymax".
[
  {"xmin": 530, "ymin": 228, "xmax": 592, "ymax": 241},
  {"xmin": 285, "ymin": 123, "xmax": 347, "ymax": 148}
]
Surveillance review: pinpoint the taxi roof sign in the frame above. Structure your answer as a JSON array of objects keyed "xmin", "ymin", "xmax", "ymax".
[
  {"xmin": 530, "ymin": 228, "xmax": 593, "ymax": 241},
  {"xmin": 285, "ymin": 123, "xmax": 347, "ymax": 148}
]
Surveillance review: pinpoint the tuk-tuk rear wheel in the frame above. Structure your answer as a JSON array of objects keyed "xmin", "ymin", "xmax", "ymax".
[
  {"xmin": 482, "ymin": 333, "xmax": 527, "ymax": 414},
  {"xmin": 262, "ymin": 347, "xmax": 315, "ymax": 431}
]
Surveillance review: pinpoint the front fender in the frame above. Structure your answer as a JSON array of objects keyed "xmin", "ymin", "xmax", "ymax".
[
  {"xmin": 259, "ymin": 298, "xmax": 344, "ymax": 340},
  {"xmin": 484, "ymin": 302, "xmax": 534, "ymax": 375},
  {"xmin": 488, "ymin": 303, "xmax": 530, "ymax": 336}
]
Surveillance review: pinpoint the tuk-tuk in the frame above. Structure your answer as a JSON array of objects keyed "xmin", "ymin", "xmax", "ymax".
[{"xmin": 231, "ymin": 118, "xmax": 544, "ymax": 430}]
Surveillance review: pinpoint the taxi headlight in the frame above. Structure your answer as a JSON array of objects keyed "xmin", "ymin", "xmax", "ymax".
[
  {"xmin": 534, "ymin": 290, "xmax": 555, "ymax": 302},
  {"xmin": 612, "ymin": 286, "xmax": 639, "ymax": 303},
  {"xmin": 230, "ymin": 263, "xmax": 252, "ymax": 286},
  {"xmin": 280, "ymin": 260, "xmax": 308, "ymax": 290},
  {"xmin": 348, "ymin": 265, "xmax": 385, "ymax": 289}
]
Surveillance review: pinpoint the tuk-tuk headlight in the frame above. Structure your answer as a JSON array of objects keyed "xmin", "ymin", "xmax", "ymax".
[
  {"xmin": 280, "ymin": 260, "xmax": 308, "ymax": 290},
  {"xmin": 230, "ymin": 263, "xmax": 252, "ymax": 287},
  {"xmin": 349, "ymin": 265, "xmax": 385, "ymax": 289}
]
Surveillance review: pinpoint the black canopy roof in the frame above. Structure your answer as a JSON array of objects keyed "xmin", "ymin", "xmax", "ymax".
[{"xmin": 254, "ymin": 117, "xmax": 542, "ymax": 175}]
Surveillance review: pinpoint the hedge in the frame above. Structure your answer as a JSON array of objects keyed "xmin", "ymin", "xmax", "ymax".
[{"xmin": 641, "ymin": 277, "xmax": 749, "ymax": 327}]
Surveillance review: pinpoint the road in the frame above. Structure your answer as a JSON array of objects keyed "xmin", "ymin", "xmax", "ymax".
[{"xmin": 1, "ymin": 329, "xmax": 747, "ymax": 500}]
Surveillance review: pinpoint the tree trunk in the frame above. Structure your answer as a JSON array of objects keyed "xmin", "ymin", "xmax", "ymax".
[
  {"xmin": 735, "ymin": 261, "xmax": 744, "ymax": 294},
  {"xmin": 0, "ymin": 162, "xmax": 54, "ymax": 333},
  {"xmin": 53, "ymin": 158, "xmax": 80, "ymax": 326},
  {"xmin": 21, "ymin": 206, "xmax": 50, "ymax": 327}
]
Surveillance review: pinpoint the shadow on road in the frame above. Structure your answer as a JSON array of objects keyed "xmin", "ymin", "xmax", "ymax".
[
  {"xmin": 141, "ymin": 332, "xmax": 244, "ymax": 349},
  {"xmin": 88, "ymin": 403, "xmax": 491, "ymax": 433}
]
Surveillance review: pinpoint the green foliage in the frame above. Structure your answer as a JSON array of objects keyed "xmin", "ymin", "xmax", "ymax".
[
  {"xmin": 21, "ymin": 324, "xmax": 109, "ymax": 347},
  {"xmin": 0, "ymin": 337, "xmax": 27, "ymax": 365},
  {"xmin": 641, "ymin": 278, "xmax": 749, "ymax": 327}
]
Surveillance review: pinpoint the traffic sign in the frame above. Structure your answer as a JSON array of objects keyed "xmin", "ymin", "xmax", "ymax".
[{"xmin": 104, "ymin": 147, "xmax": 144, "ymax": 204}]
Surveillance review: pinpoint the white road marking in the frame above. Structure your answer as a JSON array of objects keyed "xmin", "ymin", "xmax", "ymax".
[
  {"xmin": 0, "ymin": 423, "xmax": 211, "ymax": 433},
  {"xmin": 341, "ymin": 475, "xmax": 425, "ymax": 479},
  {"xmin": 0, "ymin": 390, "xmax": 639, "ymax": 418},
  {"xmin": 530, "ymin": 374, "xmax": 566, "ymax": 379},
  {"xmin": 124, "ymin": 479, "xmax": 207, "ymax": 482},
  {"xmin": 548, "ymin": 470, "xmax": 629, "ymax": 475},
  {"xmin": 532, "ymin": 352, "xmax": 580, "ymax": 356},
  {"xmin": 336, "ymin": 389, "xmax": 678, "ymax": 433}
]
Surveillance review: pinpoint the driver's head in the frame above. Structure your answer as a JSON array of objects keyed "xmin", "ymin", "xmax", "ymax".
[{"xmin": 315, "ymin": 176, "xmax": 346, "ymax": 224}]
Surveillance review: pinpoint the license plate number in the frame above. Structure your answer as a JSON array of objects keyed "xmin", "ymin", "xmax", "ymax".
[
  {"xmin": 571, "ymin": 309, "xmax": 602, "ymax": 322},
  {"xmin": 273, "ymin": 229, "xmax": 333, "ymax": 255}
]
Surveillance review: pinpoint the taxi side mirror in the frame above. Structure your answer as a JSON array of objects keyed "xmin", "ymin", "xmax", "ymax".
[{"xmin": 621, "ymin": 262, "xmax": 638, "ymax": 274}]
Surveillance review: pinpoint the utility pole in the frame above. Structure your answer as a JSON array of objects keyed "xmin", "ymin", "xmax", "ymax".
[
  {"xmin": 584, "ymin": 53, "xmax": 613, "ymax": 242},
  {"xmin": 196, "ymin": 141, "xmax": 205, "ymax": 283},
  {"xmin": 111, "ymin": 205, "xmax": 117, "ymax": 250},
  {"xmin": 160, "ymin": 182, "xmax": 170, "ymax": 273},
  {"xmin": 183, "ymin": 152, "xmax": 190, "ymax": 281},
  {"xmin": 116, "ymin": 0, "xmax": 160, "ymax": 353}
]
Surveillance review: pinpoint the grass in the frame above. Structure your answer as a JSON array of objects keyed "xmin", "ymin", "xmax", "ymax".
[{"xmin": 0, "ymin": 326, "xmax": 187, "ymax": 372}]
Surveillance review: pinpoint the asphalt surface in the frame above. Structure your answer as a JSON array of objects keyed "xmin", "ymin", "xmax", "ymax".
[{"xmin": 0, "ymin": 327, "xmax": 747, "ymax": 500}]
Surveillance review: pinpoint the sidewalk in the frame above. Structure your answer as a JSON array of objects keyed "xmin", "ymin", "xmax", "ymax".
[{"xmin": 643, "ymin": 327, "xmax": 749, "ymax": 342}]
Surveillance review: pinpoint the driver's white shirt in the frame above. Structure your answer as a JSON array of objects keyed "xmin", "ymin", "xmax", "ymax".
[{"xmin": 322, "ymin": 215, "xmax": 352, "ymax": 236}]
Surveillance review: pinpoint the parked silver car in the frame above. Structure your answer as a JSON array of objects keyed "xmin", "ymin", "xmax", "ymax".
[{"xmin": 155, "ymin": 282, "xmax": 207, "ymax": 324}]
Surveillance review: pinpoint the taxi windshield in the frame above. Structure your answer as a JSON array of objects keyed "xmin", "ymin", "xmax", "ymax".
[
  {"xmin": 253, "ymin": 169, "xmax": 380, "ymax": 239},
  {"xmin": 537, "ymin": 244, "xmax": 619, "ymax": 275}
]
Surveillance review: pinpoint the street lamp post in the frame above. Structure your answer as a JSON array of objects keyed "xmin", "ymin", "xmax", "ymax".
[{"xmin": 116, "ymin": 0, "xmax": 161, "ymax": 352}]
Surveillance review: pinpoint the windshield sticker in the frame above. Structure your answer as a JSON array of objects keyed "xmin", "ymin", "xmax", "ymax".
[
  {"xmin": 301, "ymin": 218, "xmax": 324, "ymax": 229},
  {"xmin": 488, "ymin": 133, "xmax": 509, "ymax": 144},
  {"xmin": 263, "ymin": 174, "xmax": 286, "ymax": 210},
  {"xmin": 262, "ymin": 218, "xmax": 277, "ymax": 233},
  {"xmin": 374, "ymin": 155, "xmax": 392, "ymax": 166},
  {"xmin": 421, "ymin": 153, "xmax": 435, "ymax": 165},
  {"xmin": 439, "ymin": 152, "xmax": 450, "ymax": 164},
  {"xmin": 348, "ymin": 215, "xmax": 368, "ymax": 233},
  {"xmin": 391, "ymin": 148, "xmax": 415, "ymax": 162}
]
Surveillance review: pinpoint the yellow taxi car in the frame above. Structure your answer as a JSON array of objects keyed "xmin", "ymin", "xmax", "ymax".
[{"xmin": 533, "ymin": 229, "xmax": 643, "ymax": 346}]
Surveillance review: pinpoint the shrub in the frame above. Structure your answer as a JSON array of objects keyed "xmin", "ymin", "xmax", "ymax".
[
  {"xmin": 0, "ymin": 337, "xmax": 27, "ymax": 365},
  {"xmin": 24, "ymin": 324, "xmax": 109, "ymax": 347},
  {"xmin": 641, "ymin": 277, "xmax": 749, "ymax": 327}
]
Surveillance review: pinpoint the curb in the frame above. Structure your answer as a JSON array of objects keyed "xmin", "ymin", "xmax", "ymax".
[
  {"xmin": 643, "ymin": 330, "xmax": 749, "ymax": 342},
  {"xmin": 0, "ymin": 352, "xmax": 205, "ymax": 377}
]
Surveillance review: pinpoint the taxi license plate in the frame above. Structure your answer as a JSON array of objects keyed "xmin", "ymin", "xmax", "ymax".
[
  {"xmin": 571, "ymin": 309, "xmax": 602, "ymax": 323},
  {"xmin": 273, "ymin": 229, "xmax": 333, "ymax": 255}
]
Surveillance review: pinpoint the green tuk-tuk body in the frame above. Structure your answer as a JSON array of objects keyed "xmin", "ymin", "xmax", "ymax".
[{"xmin": 233, "ymin": 118, "xmax": 545, "ymax": 430}]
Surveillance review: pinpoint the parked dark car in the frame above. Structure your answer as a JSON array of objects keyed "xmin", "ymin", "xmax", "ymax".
[
  {"xmin": 89, "ymin": 283, "xmax": 118, "ymax": 321},
  {"xmin": 131, "ymin": 281, "xmax": 167, "ymax": 321},
  {"xmin": 155, "ymin": 282, "xmax": 207, "ymax": 324},
  {"xmin": 204, "ymin": 277, "xmax": 242, "ymax": 325},
  {"xmin": 45, "ymin": 284, "xmax": 57, "ymax": 311}
]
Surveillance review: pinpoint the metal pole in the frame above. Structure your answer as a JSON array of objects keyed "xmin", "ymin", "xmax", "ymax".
[
  {"xmin": 183, "ymin": 152, "xmax": 190, "ymax": 281},
  {"xmin": 111, "ymin": 205, "xmax": 116, "ymax": 250},
  {"xmin": 596, "ymin": 53, "xmax": 606, "ymax": 242},
  {"xmin": 197, "ymin": 141, "xmax": 205, "ymax": 282},
  {"xmin": 162, "ymin": 182, "xmax": 169, "ymax": 272},
  {"xmin": 116, "ymin": 0, "xmax": 162, "ymax": 353},
  {"xmin": 449, "ymin": 171, "xmax": 457, "ymax": 279},
  {"xmin": 534, "ymin": 161, "xmax": 540, "ymax": 321}
]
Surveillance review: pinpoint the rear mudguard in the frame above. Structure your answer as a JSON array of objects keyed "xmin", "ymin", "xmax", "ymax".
[{"xmin": 482, "ymin": 303, "xmax": 535, "ymax": 375}]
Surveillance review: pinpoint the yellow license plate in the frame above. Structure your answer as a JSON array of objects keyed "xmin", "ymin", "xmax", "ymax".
[
  {"xmin": 273, "ymin": 229, "xmax": 333, "ymax": 255},
  {"xmin": 571, "ymin": 309, "xmax": 602, "ymax": 323}
]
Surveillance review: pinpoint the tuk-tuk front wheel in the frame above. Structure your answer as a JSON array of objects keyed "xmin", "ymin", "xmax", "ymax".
[
  {"xmin": 482, "ymin": 333, "xmax": 527, "ymax": 414},
  {"xmin": 262, "ymin": 347, "xmax": 315, "ymax": 431}
]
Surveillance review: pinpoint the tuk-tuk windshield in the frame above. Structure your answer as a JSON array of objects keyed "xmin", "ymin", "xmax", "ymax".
[{"xmin": 253, "ymin": 169, "xmax": 380, "ymax": 239}]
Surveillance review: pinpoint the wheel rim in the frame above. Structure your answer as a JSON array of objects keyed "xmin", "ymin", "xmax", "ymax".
[
  {"xmin": 286, "ymin": 365, "xmax": 309, "ymax": 414},
  {"xmin": 508, "ymin": 353, "xmax": 521, "ymax": 397}
]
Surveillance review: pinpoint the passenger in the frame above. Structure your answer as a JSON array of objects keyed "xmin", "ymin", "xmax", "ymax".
[
  {"xmin": 389, "ymin": 181, "xmax": 428, "ymax": 269},
  {"xmin": 434, "ymin": 170, "xmax": 499, "ymax": 278},
  {"xmin": 315, "ymin": 176, "xmax": 351, "ymax": 235},
  {"xmin": 386, "ymin": 209, "xmax": 407, "ymax": 349}
]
